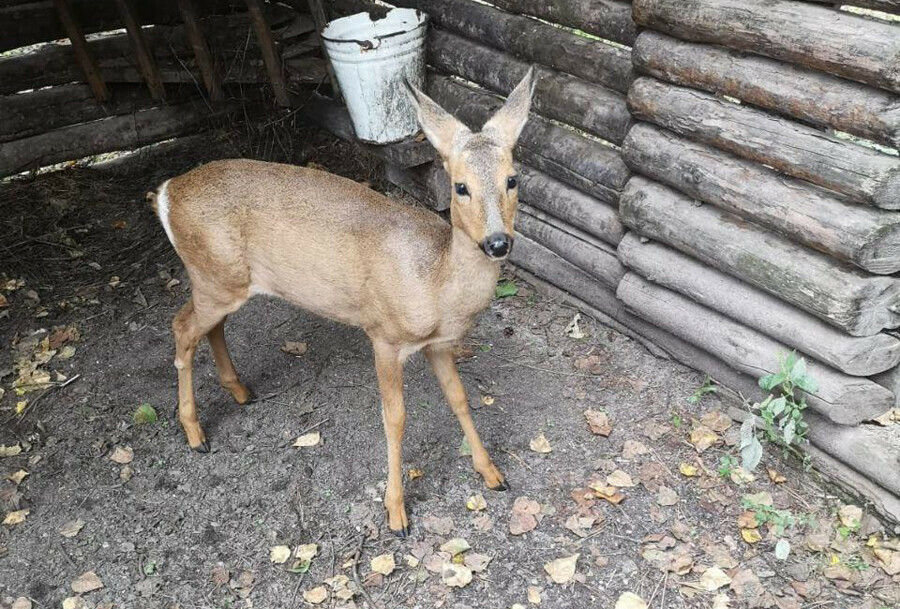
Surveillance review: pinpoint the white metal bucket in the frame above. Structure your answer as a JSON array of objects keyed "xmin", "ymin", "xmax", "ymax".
[{"xmin": 322, "ymin": 8, "xmax": 427, "ymax": 144}]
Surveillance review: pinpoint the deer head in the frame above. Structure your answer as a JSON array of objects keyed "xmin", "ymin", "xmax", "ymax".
[{"xmin": 408, "ymin": 68, "xmax": 535, "ymax": 260}]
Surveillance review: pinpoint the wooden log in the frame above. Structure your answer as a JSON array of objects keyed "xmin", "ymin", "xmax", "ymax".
[
  {"xmin": 516, "ymin": 212, "xmax": 624, "ymax": 289},
  {"xmin": 619, "ymin": 177, "xmax": 900, "ymax": 337},
  {"xmin": 486, "ymin": 0, "xmax": 637, "ymax": 46},
  {"xmin": 628, "ymin": 78, "xmax": 900, "ymax": 210},
  {"xmin": 177, "ymin": 0, "xmax": 222, "ymax": 101},
  {"xmin": 333, "ymin": 0, "xmax": 633, "ymax": 94},
  {"xmin": 623, "ymin": 123, "xmax": 900, "ymax": 274},
  {"xmin": 617, "ymin": 272, "xmax": 894, "ymax": 424},
  {"xmin": 847, "ymin": 0, "xmax": 900, "ymax": 14},
  {"xmin": 0, "ymin": 19, "xmax": 325, "ymax": 96},
  {"xmin": 384, "ymin": 162, "xmax": 450, "ymax": 211},
  {"xmin": 618, "ymin": 232, "xmax": 900, "ymax": 376},
  {"xmin": 245, "ymin": 0, "xmax": 291, "ymax": 107},
  {"xmin": 428, "ymin": 75, "xmax": 630, "ymax": 204},
  {"xmin": 632, "ymin": 31, "xmax": 900, "ymax": 149},
  {"xmin": 428, "ymin": 29, "xmax": 630, "ymax": 144},
  {"xmin": 632, "ymin": 0, "xmax": 900, "ymax": 93},
  {"xmin": 0, "ymin": 100, "xmax": 235, "ymax": 178},
  {"xmin": 306, "ymin": 0, "xmax": 341, "ymax": 101},
  {"xmin": 1, "ymin": 0, "xmax": 247, "ymax": 54},
  {"xmin": 52, "ymin": 0, "xmax": 108, "ymax": 102},
  {"xmin": 114, "ymin": 0, "xmax": 167, "ymax": 101},
  {"xmin": 518, "ymin": 166, "xmax": 623, "ymax": 246},
  {"xmin": 873, "ymin": 365, "xmax": 900, "ymax": 407}
]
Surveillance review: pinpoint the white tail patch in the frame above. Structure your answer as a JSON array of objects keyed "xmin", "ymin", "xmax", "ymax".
[{"xmin": 156, "ymin": 180, "xmax": 177, "ymax": 247}]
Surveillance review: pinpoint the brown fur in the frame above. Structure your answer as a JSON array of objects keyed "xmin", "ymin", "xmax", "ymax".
[{"xmin": 158, "ymin": 69, "xmax": 535, "ymax": 535}]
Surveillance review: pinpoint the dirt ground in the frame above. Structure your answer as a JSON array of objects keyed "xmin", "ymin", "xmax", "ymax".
[{"xmin": 1, "ymin": 130, "xmax": 898, "ymax": 609}]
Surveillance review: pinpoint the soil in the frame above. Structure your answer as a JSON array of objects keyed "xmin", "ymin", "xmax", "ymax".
[{"xmin": 0, "ymin": 129, "xmax": 897, "ymax": 609}]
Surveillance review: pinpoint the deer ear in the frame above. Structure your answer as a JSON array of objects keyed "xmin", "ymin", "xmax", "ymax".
[
  {"xmin": 482, "ymin": 67, "xmax": 536, "ymax": 149},
  {"xmin": 406, "ymin": 81, "xmax": 470, "ymax": 161}
]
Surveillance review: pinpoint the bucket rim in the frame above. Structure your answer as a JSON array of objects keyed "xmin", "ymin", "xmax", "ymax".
[{"xmin": 321, "ymin": 8, "xmax": 427, "ymax": 48}]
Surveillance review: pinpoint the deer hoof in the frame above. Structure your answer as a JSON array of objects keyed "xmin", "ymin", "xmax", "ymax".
[
  {"xmin": 392, "ymin": 525, "xmax": 410, "ymax": 539},
  {"xmin": 489, "ymin": 479, "xmax": 510, "ymax": 491},
  {"xmin": 192, "ymin": 439, "xmax": 211, "ymax": 454}
]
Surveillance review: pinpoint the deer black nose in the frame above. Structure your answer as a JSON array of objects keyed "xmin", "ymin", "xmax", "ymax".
[{"xmin": 482, "ymin": 233, "xmax": 511, "ymax": 259}]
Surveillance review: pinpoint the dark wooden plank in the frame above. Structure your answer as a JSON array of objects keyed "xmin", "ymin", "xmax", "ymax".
[
  {"xmin": 114, "ymin": 0, "xmax": 166, "ymax": 100},
  {"xmin": 623, "ymin": 123, "xmax": 900, "ymax": 274},
  {"xmin": 245, "ymin": 0, "xmax": 291, "ymax": 107},
  {"xmin": 487, "ymin": 0, "xmax": 638, "ymax": 46},
  {"xmin": 619, "ymin": 176, "xmax": 900, "ymax": 337},
  {"xmin": 306, "ymin": 0, "xmax": 341, "ymax": 100},
  {"xmin": 428, "ymin": 75, "xmax": 630, "ymax": 204},
  {"xmin": 618, "ymin": 232, "xmax": 900, "ymax": 376},
  {"xmin": 632, "ymin": 0, "xmax": 900, "ymax": 93},
  {"xmin": 618, "ymin": 272, "xmax": 893, "ymax": 424},
  {"xmin": 428, "ymin": 29, "xmax": 630, "ymax": 144},
  {"xmin": 333, "ymin": 0, "xmax": 633, "ymax": 94},
  {"xmin": 846, "ymin": 0, "xmax": 900, "ymax": 13},
  {"xmin": 628, "ymin": 78, "xmax": 900, "ymax": 209},
  {"xmin": 52, "ymin": 0, "xmax": 108, "ymax": 102},
  {"xmin": 632, "ymin": 31, "xmax": 900, "ymax": 149},
  {"xmin": 177, "ymin": 0, "xmax": 222, "ymax": 101}
]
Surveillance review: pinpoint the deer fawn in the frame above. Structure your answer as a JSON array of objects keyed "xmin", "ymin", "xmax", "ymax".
[{"xmin": 151, "ymin": 69, "xmax": 535, "ymax": 536}]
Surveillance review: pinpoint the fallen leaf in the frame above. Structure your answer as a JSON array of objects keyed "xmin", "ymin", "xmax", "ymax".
[
  {"xmin": 422, "ymin": 515, "xmax": 454, "ymax": 535},
  {"xmin": 527, "ymin": 586, "xmax": 542, "ymax": 604},
  {"xmin": 210, "ymin": 565, "xmax": 230, "ymax": 587},
  {"xmin": 838, "ymin": 504, "xmax": 862, "ymax": 530},
  {"xmin": 119, "ymin": 464, "xmax": 133, "ymax": 482},
  {"xmin": 700, "ymin": 411, "xmax": 733, "ymax": 432},
  {"xmin": 584, "ymin": 409, "xmax": 612, "ymax": 436},
  {"xmin": 730, "ymin": 569, "xmax": 763, "ymax": 598},
  {"xmin": 621, "ymin": 439, "xmax": 649, "ymax": 458},
  {"xmin": 302, "ymin": 586, "xmax": 328, "ymax": 604},
  {"xmin": 109, "ymin": 445, "xmax": 133, "ymax": 464},
  {"xmin": 607, "ymin": 469, "xmax": 635, "ymax": 488},
  {"xmin": 775, "ymin": 538, "xmax": 791, "ymax": 560},
  {"xmin": 689, "ymin": 425, "xmax": 719, "ymax": 453},
  {"xmin": 656, "ymin": 486, "xmax": 678, "ymax": 506},
  {"xmin": 473, "ymin": 514, "xmax": 493, "ymax": 532},
  {"xmin": 510, "ymin": 496, "xmax": 541, "ymax": 535},
  {"xmin": 270, "ymin": 545, "xmax": 291, "ymax": 564},
  {"xmin": 371, "ymin": 553, "xmax": 395, "ymax": 576},
  {"xmin": 7, "ymin": 469, "xmax": 28, "ymax": 485},
  {"xmin": 712, "ymin": 593, "xmax": 730, "ymax": 609},
  {"xmin": 615, "ymin": 591, "xmax": 648, "ymax": 609},
  {"xmin": 3, "ymin": 509, "xmax": 29, "ymax": 525},
  {"xmin": 741, "ymin": 528, "xmax": 762, "ymax": 544},
  {"xmin": 700, "ymin": 566, "xmax": 732, "ymax": 591},
  {"xmin": 544, "ymin": 554, "xmax": 579, "ymax": 584},
  {"xmin": 729, "ymin": 467, "xmax": 756, "ymax": 485},
  {"xmin": 529, "ymin": 433, "xmax": 552, "ymax": 454},
  {"xmin": 442, "ymin": 563, "xmax": 473, "ymax": 588},
  {"xmin": 565, "ymin": 313, "xmax": 586, "ymax": 339},
  {"xmin": 767, "ymin": 468, "xmax": 787, "ymax": 484},
  {"xmin": 440, "ymin": 538, "xmax": 471, "ymax": 557},
  {"xmin": 71, "ymin": 571, "xmax": 104, "ymax": 593},
  {"xmin": 280, "ymin": 341, "xmax": 308, "ymax": 357},
  {"xmin": 464, "ymin": 552, "xmax": 492, "ymax": 572},
  {"xmin": 874, "ymin": 547, "xmax": 900, "ymax": 575},
  {"xmin": 679, "ymin": 463, "xmax": 699, "ymax": 477},
  {"xmin": 62, "ymin": 598, "xmax": 85, "ymax": 609},
  {"xmin": 11, "ymin": 598, "xmax": 31, "ymax": 609},
  {"xmin": 293, "ymin": 431, "xmax": 321, "ymax": 448},
  {"xmin": 590, "ymin": 483, "xmax": 626, "ymax": 505},
  {"xmin": 737, "ymin": 511, "xmax": 758, "ymax": 529},
  {"xmin": 564, "ymin": 514, "xmax": 597, "ymax": 537},
  {"xmin": 466, "ymin": 494, "xmax": 487, "ymax": 511},
  {"xmin": 743, "ymin": 491, "xmax": 772, "ymax": 507},
  {"xmin": 408, "ymin": 468, "xmax": 424, "ymax": 480},
  {"xmin": 294, "ymin": 543, "xmax": 318, "ymax": 561},
  {"xmin": 59, "ymin": 518, "xmax": 85, "ymax": 538}
]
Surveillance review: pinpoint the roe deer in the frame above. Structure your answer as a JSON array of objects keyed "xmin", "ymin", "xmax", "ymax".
[{"xmin": 151, "ymin": 69, "xmax": 535, "ymax": 536}]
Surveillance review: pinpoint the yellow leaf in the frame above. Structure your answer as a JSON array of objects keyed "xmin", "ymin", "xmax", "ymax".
[
  {"xmin": 7, "ymin": 469, "xmax": 28, "ymax": 485},
  {"xmin": 480, "ymin": 395, "xmax": 495, "ymax": 406},
  {"xmin": 371, "ymin": 553, "xmax": 395, "ymax": 576},
  {"xmin": 741, "ymin": 529, "xmax": 762, "ymax": 544},
  {"xmin": 270, "ymin": 545, "xmax": 291, "ymax": 564},
  {"xmin": 466, "ymin": 494, "xmax": 487, "ymax": 511},
  {"xmin": 302, "ymin": 586, "xmax": 328, "ymax": 604},
  {"xmin": 766, "ymin": 468, "xmax": 787, "ymax": 483},
  {"xmin": 838, "ymin": 504, "xmax": 862, "ymax": 530},
  {"xmin": 699, "ymin": 566, "xmax": 732, "ymax": 591},
  {"xmin": 0, "ymin": 444, "xmax": 22, "ymax": 457},
  {"xmin": 679, "ymin": 463, "xmax": 699, "ymax": 477},
  {"xmin": 293, "ymin": 431, "xmax": 321, "ymax": 448},
  {"xmin": 442, "ymin": 563, "xmax": 473, "ymax": 588},
  {"xmin": 408, "ymin": 468, "xmax": 424, "ymax": 480},
  {"xmin": 615, "ymin": 592, "xmax": 648, "ymax": 609},
  {"xmin": 688, "ymin": 425, "xmax": 719, "ymax": 453},
  {"xmin": 294, "ymin": 543, "xmax": 318, "ymax": 561},
  {"xmin": 3, "ymin": 509, "xmax": 29, "ymax": 526},
  {"xmin": 440, "ymin": 538, "xmax": 471, "ymax": 556},
  {"xmin": 543, "ymin": 554, "xmax": 579, "ymax": 584},
  {"xmin": 529, "ymin": 433, "xmax": 552, "ymax": 454},
  {"xmin": 15, "ymin": 400, "xmax": 27, "ymax": 415}
]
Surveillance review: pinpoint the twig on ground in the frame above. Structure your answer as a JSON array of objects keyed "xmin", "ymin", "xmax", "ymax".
[
  {"xmin": 352, "ymin": 533, "xmax": 377, "ymax": 609},
  {"xmin": 502, "ymin": 448, "xmax": 533, "ymax": 471},
  {"xmin": 6, "ymin": 374, "xmax": 80, "ymax": 425}
]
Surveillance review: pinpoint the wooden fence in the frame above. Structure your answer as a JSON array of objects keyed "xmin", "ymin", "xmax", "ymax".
[{"xmin": 330, "ymin": 0, "xmax": 900, "ymax": 520}]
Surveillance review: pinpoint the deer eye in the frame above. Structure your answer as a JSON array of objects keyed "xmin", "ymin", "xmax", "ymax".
[
  {"xmin": 455, "ymin": 183, "xmax": 469, "ymax": 197},
  {"xmin": 507, "ymin": 176, "xmax": 518, "ymax": 190}
]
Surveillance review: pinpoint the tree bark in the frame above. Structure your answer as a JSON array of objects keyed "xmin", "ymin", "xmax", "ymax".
[
  {"xmin": 428, "ymin": 29, "xmax": 631, "ymax": 144},
  {"xmin": 427, "ymin": 75, "xmax": 630, "ymax": 204},
  {"xmin": 628, "ymin": 78, "xmax": 900, "ymax": 210},
  {"xmin": 618, "ymin": 232, "xmax": 900, "ymax": 376},
  {"xmin": 619, "ymin": 176, "xmax": 900, "ymax": 337},
  {"xmin": 632, "ymin": 31, "xmax": 900, "ymax": 149},
  {"xmin": 622, "ymin": 123, "xmax": 900, "ymax": 274},
  {"xmin": 486, "ymin": 0, "xmax": 638, "ymax": 46},
  {"xmin": 632, "ymin": 0, "xmax": 900, "ymax": 93},
  {"xmin": 617, "ymin": 272, "xmax": 894, "ymax": 425}
]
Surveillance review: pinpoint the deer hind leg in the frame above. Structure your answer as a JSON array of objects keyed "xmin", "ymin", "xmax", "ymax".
[
  {"xmin": 372, "ymin": 340, "xmax": 410, "ymax": 537},
  {"xmin": 208, "ymin": 317, "xmax": 252, "ymax": 404},
  {"xmin": 425, "ymin": 342, "xmax": 507, "ymax": 490}
]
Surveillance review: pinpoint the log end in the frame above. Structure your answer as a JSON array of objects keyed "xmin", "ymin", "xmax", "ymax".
[{"xmin": 873, "ymin": 167, "xmax": 900, "ymax": 211}]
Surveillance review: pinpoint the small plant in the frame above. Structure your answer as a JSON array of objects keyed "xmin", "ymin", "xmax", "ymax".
[
  {"xmin": 843, "ymin": 555, "xmax": 870, "ymax": 571},
  {"xmin": 670, "ymin": 412, "xmax": 683, "ymax": 429},
  {"xmin": 741, "ymin": 498, "xmax": 796, "ymax": 535},
  {"xmin": 494, "ymin": 280, "xmax": 519, "ymax": 299},
  {"xmin": 688, "ymin": 376, "xmax": 718, "ymax": 404},
  {"xmin": 133, "ymin": 403, "xmax": 158, "ymax": 425},
  {"xmin": 717, "ymin": 454, "xmax": 739, "ymax": 478}
]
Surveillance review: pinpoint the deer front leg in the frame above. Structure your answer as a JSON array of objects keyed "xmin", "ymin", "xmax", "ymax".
[
  {"xmin": 425, "ymin": 343, "xmax": 508, "ymax": 491},
  {"xmin": 372, "ymin": 341, "xmax": 410, "ymax": 537},
  {"xmin": 208, "ymin": 317, "xmax": 252, "ymax": 404}
]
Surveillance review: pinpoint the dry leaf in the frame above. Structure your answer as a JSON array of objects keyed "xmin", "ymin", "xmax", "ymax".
[
  {"xmin": 71, "ymin": 570, "xmax": 104, "ymax": 593},
  {"xmin": 584, "ymin": 409, "xmax": 612, "ymax": 436},
  {"xmin": 408, "ymin": 468, "xmax": 424, "ymax": 480},
  {"xmin": 480, "ymin": 394, "xmax": 495, "ymax": 407},
  {"xmin": 440, "ymin": 538, "xmax": 471, "ymax": 557},
  {"xmin": 294, "ymin": 543, "xmax": 318, "ymax": 561},
  {"xmin": 679, "ymin": 463, "xmax": 699, "ymax": 477},
  {"xmin": 737, "ymin": 512, "xmax": 758, "ymax": 529},
  {"xmin": 11, "ymin": 598, "xmax": 31, "ymax": 609},
  {"xmin": 422, "ymin": 515, "xmax": 454, "ymax": 535},
  {"xmin": 442, "ymin": 563, "xmax": 473, "ymax": 588},
  {"xmin": 1, "ymin": 444, "xmax": 23, "ymax": 458},
  {"xmin": 280, "ymin": 341, "xmax": 308, "ymax": 357},
  {"xmin": 656, "ymin": 486, "xmax": 678, "ymax": 506},
  {"xmin": 211, "ymin": 564, "xmax": 230, "ymax": 587},
  {"xmin": 741, "ymin": 528, "xmax": 762, "ymax": 544},
  {"xmin": 590, "ymin": 483, "xmax": 626, "ymax": 505},
  {"xmin": 874, "ymin": 548, "xmax": 900, "ymax": 575},
  {"xmin": 729, "ymin": 466, "xmax": 756, "ymax": 485},
  {"xmin": 293, "ymin": 431, "xmax": 321, "ymax": 448},
  {"xmin": 464, "ymin": 552, "xmax": 492, "ymax": 573},
  {"xmin": 303, "ymin": 586, "xmax": 328, "ymax": 604},
  {"xmin": 622, "ymin": 440, "xmax": 649, "ymax": 458},
  {"xmin": 510, "ymin": 496, "xmax": 541, "ymax": 535},
  {"xmin": 466, "ymin": 494, "xmax": 487, "ymax": 511},
  {"xmin": 700, "ymin": 411, "xmax": 732, "ymax": 432},
  {"xmin": 564, "ymin": 514, "xmax": 597, "ymax": 537},
  {"xmin": 700, "ymin": 566, "xmax": 732, "ymax": 591},
  {"xmin": 371, "ymin": 553, "xmax": 396, "ymax": 576},
  {"xmin": 689, "ymin": 425, "xmax": 719, "ymax": 453},
  {"xmin": 3, "ymin": 509, "xmax": 29, "ymax": 525},
  {"xmin": 614, "ymin": 591, "xmax": 648, "ymax": 609},
  {"xmin": 544, "ymin": 554, "xmax": 579, "ymax": 584},
  {"xmin": 766, "ymin": 468, "xmax": 787, "ymax": 484},
  {"xmin": 529, "ymin": 433, "xmax": 552, "ymax": 454},
  {"xmin": 565, "ymin": 313, "xmax": 586, "ymax": 339},
  {"xmin": 527, "ymin": 586, "xmax": 542, "ymax": 604},
  {"xmin": 59, "ymin": 518, "xmax": 85, "ymax": 538},
  {"xmin": 7, "ymin": 469, "xmax": 28, "ymax": 485},
  {"xmin": 838, "ymin": 504, "xmax": 862, "ymax": 529},
  {"xmin": 270, "ymin": 545, "xmax": 291, "ymax": 564},
  {"xmin": 607, "ymin": 469, "xmax": 635, "ymax": 488},
  {"xmin": 62, "ymin": 598, "xmax": 85, "ymax": 609},
  {"xmin": 712, "ymin": 593, "xmax": 730, "ymax": 609},
  {"xmin": 109, "ymin": 445, "xmax": 133, "ymax": 464}
]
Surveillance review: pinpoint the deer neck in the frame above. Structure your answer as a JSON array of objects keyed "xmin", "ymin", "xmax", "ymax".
[{"xmin": 437, "ymin": 226, "xmax": 501, "ymax": 314}]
